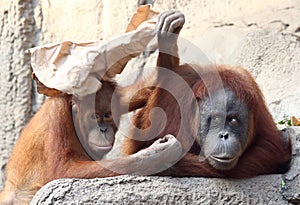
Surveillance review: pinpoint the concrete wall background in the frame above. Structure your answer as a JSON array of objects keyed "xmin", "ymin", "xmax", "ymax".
[{"xmin": 0, "ymin": 0, "xmax": 300, "ymax": 203}]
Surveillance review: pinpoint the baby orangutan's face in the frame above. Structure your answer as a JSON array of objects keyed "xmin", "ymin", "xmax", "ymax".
[{"xmin": 72, "ymin": 82, "xmax": 118, "ymax": 160}]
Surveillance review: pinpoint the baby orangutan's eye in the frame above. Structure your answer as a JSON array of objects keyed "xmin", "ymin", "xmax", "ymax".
[
  {"xmin": 104, "ymin": 112, "xmax": 112, "ymax": 121},
  {"xmin": 90, "ymin": 113, "xmax": 100, "ymax": 120}
]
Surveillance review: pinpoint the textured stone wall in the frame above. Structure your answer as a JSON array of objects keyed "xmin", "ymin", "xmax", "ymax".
[
  {"xmin": 0, "ymin": 0, "xmax": 37, "ymax": 186},
  {"xmin": 0, "ymin": 0, "xmax": 300, "ymax": 203}
]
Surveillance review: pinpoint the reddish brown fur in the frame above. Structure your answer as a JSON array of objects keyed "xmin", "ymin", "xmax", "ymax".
[
  {"xmin": 123, "ymin": 10, "xmax": 291, "ymax": 177},
  {"xmin": 0, "ymin": 77, "xmax": 156, "ymax": 205},
  {"xmin": 0, "ymin": 96, "xmax": 121, "ymax": 204},
  {"xmin": 123, "ymin": 61, "xmax": 292, "ymax": 178}
]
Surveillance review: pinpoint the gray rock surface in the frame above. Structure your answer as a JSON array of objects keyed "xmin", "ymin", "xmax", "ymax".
[
  {"xmin": 31, "ymin": 127, "xmax": 300, "ymax": 204},
  {"xmin": 282, "ymin": 127, "xmax": 300, "ymax": 204},
  {"xmin": 30, "ymin": 175, "xmax": 287, "ymax": 205}
]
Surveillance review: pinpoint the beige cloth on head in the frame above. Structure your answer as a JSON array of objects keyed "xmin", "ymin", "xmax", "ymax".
[{"xmin": 29, "ymin": 5, "xmax": 159, "ymax": 97}]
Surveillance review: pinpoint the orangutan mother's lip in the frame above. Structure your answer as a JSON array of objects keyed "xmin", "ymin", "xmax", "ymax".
[{"xmin": 209, "ymin": 155, "xmax": 237, "ymax": 163}]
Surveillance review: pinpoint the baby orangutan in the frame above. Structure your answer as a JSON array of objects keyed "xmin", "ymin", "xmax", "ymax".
[{"xmin": 0, "ymin": 10, "xmax": 184, "ymax": 204}]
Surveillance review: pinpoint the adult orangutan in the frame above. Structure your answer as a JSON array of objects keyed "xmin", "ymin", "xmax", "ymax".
[
  {"xmin": 123, "ymin": 10, "xmax": 292, "ymax": 178},
  {"xmin": 0, "ymin": 11, "xmax": 184, "ymax": 204}
]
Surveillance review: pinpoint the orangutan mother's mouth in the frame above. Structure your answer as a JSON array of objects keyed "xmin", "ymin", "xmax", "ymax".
[{"xmin": 209, "ymin": 155, "xmax": 237, "ymax": 163}]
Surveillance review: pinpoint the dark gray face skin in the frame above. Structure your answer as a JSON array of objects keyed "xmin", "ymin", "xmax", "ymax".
[{"xmin": 198, "ymin": 88, "xmax": 250, "ymax": 171}]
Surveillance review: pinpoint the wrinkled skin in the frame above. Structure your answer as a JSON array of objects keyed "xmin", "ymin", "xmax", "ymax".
[{"xmin": 199, "ymin": 88, "xmax": 250, "ymax": 170}]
